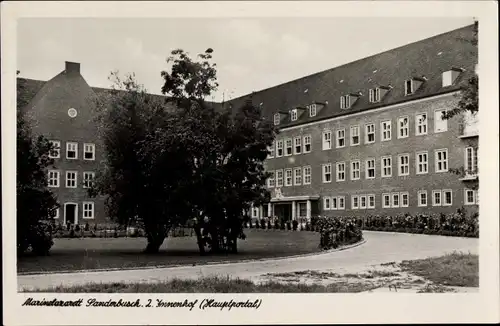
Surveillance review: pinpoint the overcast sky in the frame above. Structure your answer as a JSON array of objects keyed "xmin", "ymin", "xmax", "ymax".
[{"xmin": 17, "ymin": 17, "xmax": 474, "ymax": 102}]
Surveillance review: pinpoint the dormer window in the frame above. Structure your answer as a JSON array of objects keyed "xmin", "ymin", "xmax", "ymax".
[
  {"xmin": 309, "ymin": 104, "xmax": 317, "ymax": 117},
  {"xmin": 405, "ymin": 78, "xmax": 424, "ymax": 96},
  {"xmin": 405, "ymin": 79, "xmax": 414, "ymax": 95},
  {"xmin": 369, "ymin": 88, "xmax": 381, "ymax": 103},
  {"xmin": 290, "ymin": 109, "xmax": 298, "ymax": 121},
  {"xmin": 340, "ymin": 95, "xmax": 351, "ymax": 109},
  {"xmin": 442, "ymin": 67, "xmax": 464, "ymax": 87},
  {"xmin": 273, "ymin": 113, "xmax": 280, "ymax": 125}
]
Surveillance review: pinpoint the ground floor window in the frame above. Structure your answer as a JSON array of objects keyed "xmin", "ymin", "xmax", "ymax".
[
  {"xmin": 83, "ymin": 202, "xmax": 95, "ymax": 219},
  {"xmin": 464, "ymin": 189, "xmax": 477, "ymax": 205},
  {"xmin": 298, "ymin": 202, "xmax": 307, "ymax": 218}
]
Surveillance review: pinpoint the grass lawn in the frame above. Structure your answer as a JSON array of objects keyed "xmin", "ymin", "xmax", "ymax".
[
  {"xmin": 18, "ymin": 229, "xmax": 321, "ymax": 274},
  {"xmin": 399, "ymin": 252, "xmax": 479, "ymax": 287}
]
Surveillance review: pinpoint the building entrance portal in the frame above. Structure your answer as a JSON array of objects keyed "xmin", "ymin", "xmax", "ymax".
[{"xmin": 274, "ymin": 203, "xmax": 292, "ymax": 222}]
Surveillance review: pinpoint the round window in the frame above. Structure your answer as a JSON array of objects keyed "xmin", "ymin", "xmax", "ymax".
[{"xmin": 68, "ymin": 108, "xmax": 77, "ymax": 118}]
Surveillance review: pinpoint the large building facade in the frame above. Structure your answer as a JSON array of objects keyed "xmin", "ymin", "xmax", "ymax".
[{"xmin": 17, "ymin": 24, "xmax": 478, "ymax": 225}]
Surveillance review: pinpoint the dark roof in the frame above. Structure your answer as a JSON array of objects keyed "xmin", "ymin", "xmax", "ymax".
[{"xmin": 223, "ymin": 24, "xmax": 478, "ymax": 128}]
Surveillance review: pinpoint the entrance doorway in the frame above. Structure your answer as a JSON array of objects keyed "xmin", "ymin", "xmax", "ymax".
[
  {"xmin": 274, "ymin": 203, "xmax": 292, "ymax": 221},
  {"xmin": 64, "ymin": 203, "xmax": 78, "ymax": 225}
]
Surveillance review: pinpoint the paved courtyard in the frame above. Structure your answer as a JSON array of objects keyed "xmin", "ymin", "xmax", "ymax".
[{"xmin": 18, "ymin": 231, "xmax": 478, "ymax": 291}]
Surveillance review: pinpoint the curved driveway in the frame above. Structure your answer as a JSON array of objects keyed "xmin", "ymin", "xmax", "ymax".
[{"xmin": 18, "ymin": 231, "xmax": 478, "ymax": 291}]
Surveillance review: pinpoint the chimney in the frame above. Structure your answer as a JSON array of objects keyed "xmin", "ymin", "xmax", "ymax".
[{"xmin": 65, "ymin": 61, "xmax": 80, "ymax": 74}]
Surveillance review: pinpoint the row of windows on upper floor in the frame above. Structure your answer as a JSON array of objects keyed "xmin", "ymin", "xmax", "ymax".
[
  {"xmin": 49, "ymin": 140, "xmax": 96, "ymax": 161},
  {"xmin": 268, "ymin": 109, "xmax": 448, "ymax": 158},
  {"xmin": 267, "ymin": 147, "xmax": 478, "ymax": 187},
  {"xmin": 48, "ymin": 170, "xmax": 95, "ymax": 189},
  {"xmin": 273, "ymin": 69, "xmax": 465, "ymax": 125}
]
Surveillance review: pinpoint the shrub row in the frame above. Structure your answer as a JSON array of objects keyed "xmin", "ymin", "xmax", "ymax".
[
  {"xmin": 245, "ymin": 219, "xmax": 314, "ymax": 231},
  {"xmin": 316, "ymin": 216, "xmax": 363, "ymax": 250}
]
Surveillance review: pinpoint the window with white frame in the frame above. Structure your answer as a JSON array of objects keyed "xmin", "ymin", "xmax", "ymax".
[
  {"xmin": 435, "ymin": 149, "xmax": 448, "ymax": 173},
  {"xmin": 268, "ymin": 142, "xmax": 275, "ymax": 158},
  {"xmin": 274, "ymin": 113, "xmax": 280, "ymax": 125},
  {"xmin": 415, "ymin": 113, "xmax": 428, "ymax": 135},
  {"xmin": 381, "ymin": 156, "xmax": 392, "ymax": 177},
  {"xmin": 252, "ymin": 207, "xmax": 259, "ymax": 218},
  {"xmin": 338, "ymin": 196, "xmax": 345, "ymax": 210},
  {"xmin": 336, "ymin": 162, "xmax": 345, "ymax": 181},
  {"xmin": 432, "ymin": 190, "xmax": 442, "ymax": 206},
  {"xmin": 268, "ymin": 171, "xmax": 275, "ymax": 188},
  {"xmin": 66, "ymin": 142, "xmax": 78, "ymax": 159},
  {"xmin": 48, "ymin": 170, "xmax": 60, "ymax": 188},
  {"xmin": 401, "ymin": 192, "xmax": 409, "ymax": 207},
  {"xmin": 398, "ymin": 154, "xmax": 410, "ymax": 176},
  {"xmin": 309, "ymin": 104, "xmax": 317, "ymax": 117},
  {"xmin": 285, "ymin": 169, "xmax": 293, "ymax": 186},
  {"xmin": 464, "ymin": 189, "xmax": 476, "ymax": 205},
  {"xmin": 351, "ymin": 160, "xmax": 360, "ymax": 180},
  {"xmin": 66, "ymin": 171, "xmax": 77, "ymax": 188},
  {"xmin": 294, "ymin": 167, "xmax": 302, "ymax": 185},
  {"xmin": 285, "ymin": 138, "xmax": 293, "ymax": 156},
  {"xmin": 350, "ymin": 125, "xmax": 360, "ymax": 146},
  {"xmin": 365, "ymin": 124, "xmax": 375, "ymax": 143},
  {"xmin": 303, "ymin": 135, "xmax": 312, "ymax": 153},
  {"xmin": 382, "ymin": 193, "xmax": 391, "ymax": 208},
  {"xmin": 434, "ymin": 109, "xmax": 448, "ymax": 133},
  {"xmin": 340, "ymin": 95, "xmax": 351, "ymax": 109},
  {"xmin": 294, "ymin": 137, "xmax": 302, "ymax": 155},
  {"xmin": 369, "ymin": 88, "xmax": 381, "ymax": 103},
  {"xmin": 352, "ymin": 195, "xmax": 359, "ymax": 209},
  {"xmin": 84, "ymin": 143, "xmax": 95, "ymax": 160},
  {"xmin": 303, "ymin": 166, "xmax": 311, "ymax": 185},
  {"xmin": 336, "ymin": 129, "xmax": 345, "ymax": 148},
  {"xmin": 405, "ymin": 79, "xmax": 414, "ymax": 95},
  {"xmin": 381, "ymin": 121, "xmax": 391, "ymax": 141},
  {"xmin": 276, "ymin": 170, "xmax": 284, "ymax": 187},
  {"xmin": 416, "ymin": 151, "xmax": 428, "ymax": 174},
  {"xmin": 360, "ymin": 195, "xmax": 367, "ymax": 209},
  {"xmin": 83, "ymin": 201, "xmax": 95, "ymax": 219},
  {"xmin": 368, "ymin": 195, "xmax": 375, "ymax": 208},
  {"xmin": 332, "ymin": 197, "xmax": 338, "ymax": 210},
  {"xmin": 322, "ymin": 130, "xmax": 332, "ymax": 150},
  {"xmin": 366, "ymin": 158, "xmax": 375, "ymax": 179},
  {"xmin": 391, "ymin": 193, "xmax": 400, "ymax": 208},
  {"xmin": 50, "ymin": 207, "xmax": 59, "ymax": 219},
  {"xmin": 418, "ymin": 190, "xmax": 427, "ymax": 207},
  {"xmin": 276, "ymin": 140, "xmax": 284, "ymax": 157},
  {"xmin": 443, "ymin": 189, "xmax": 452, "ymax": 206},
  {"xmin": 322, "ymin": 164, "xmax": 332, "ymax": 183},
  {"xmin": 49, "ymin": 140, "xmax": 61, "ymax": 158},
  {"xmin": 290, "ymin": 109, "xmax": 298, "ymax": 121},
  {"xmin": 398, "ymin": 116, "xmax": 409, "ymax": 138},
  {"xmin": 323, "ymin": 196, "xmax": 331, "ymax": 210},
  {"xmin": 465, "ymin": 147, "xmax": 478, "ymax": 175},
  {"xmin": 83, "ymin": 171, "xmax": 95, "ymax": 189}
]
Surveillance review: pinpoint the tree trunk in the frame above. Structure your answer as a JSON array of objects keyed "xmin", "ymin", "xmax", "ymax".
[
  {"xmin": 194, "ymin": 225, "xmax": 206, "ymax": 255},
  {"xmin": 143, "ymin": 226, "xmax": 166, "ymax": 253}
]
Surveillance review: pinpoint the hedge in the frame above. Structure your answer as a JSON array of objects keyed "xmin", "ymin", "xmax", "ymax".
[{"xmin": 316, "ymin": 216, "xmax": 363, "ymax": 250}]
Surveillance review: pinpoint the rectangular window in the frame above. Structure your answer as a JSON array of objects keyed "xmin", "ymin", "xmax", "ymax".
[
  {"xmin": 382, "ymin": 193, "xmax": 391, "ymax": 208},
  {"xmin": 465, "ymin": 147, "xmax": 477, "ymax": 175},
  {"xmin": 84, "ymin": 143, "xmax": 95, "ymax": 160},
  {"xmin": 418, "ymin": 190, "xmax": 428, "ymax": 207},
  {"xmin": 434, "ymin": 109, "xmax": 448, "ymax": 133},
  {"xmin": 285, "ymin": 138, "xmax": 293, "ymax": 156},
  {"xmin": 322, "ymin": 130, "xmax": 332, "ymax": 150},
  {"xmin": 303, "ymin": 166, "xmax": 311, "ymax": 185},
  {"xmin": 435, "ymin": 149, "xmax": 448, "ymax": 173},
  {"xmin": 323, "ymin": 197, "xmax": 331, "ymax": 210},
  {"xmin": 285, "ymin": 169, "xmax": 293, "ymax": 186},
  {"xmin": 351, "ymin": 160, "xmax": 360, "ymax": 180},
  {"xmin": 415, "ymin": 113, "xmax": 428, "ymax": 135},
  {"xmin": 336, "ymin": 162, "xmax": 345, "ymax": 181},
  {"xmin": 83, "ymin": 201, "xmax": 95, "ymax": 219},
  {"xmin": 366, "ymin": 158, "xmax": 375, "ymax": 179},
  {"xmin": 309, "ymin": 104, "xmax": 317, "ymax": 117},
  {"xmin": 336, "ymin": 129, "xmax": 345, "ymax": 148},
  {"xmin": 365, "ymin": 124, "xmax": 375, "ymax": 143},
  {"xmin": 276, "ymin": 140, "xmax": 284, "ymax": 157},
  {"xmin": 340, "ymin": 95, "xmax": 350, "ymax": 109},
  {"xmin": 83, "ymin": 172, "xmax": 95, "ymax": 189},
  {"xmin": 368, "ymin": 195, "xmax": 375, "ymax": 208},
  {"xmin": 352, "ymin": 195, "xmax": 359, "ymax": 210},
  {"xmin": 360, "ymin": 195, "xmax": 367, "ymax": 209},
  {"xmin": 391, "ymin": 193, "xmax": 399, "ymax": 208},
  {"xmin": 398, "ymin": 116, "xmax": 409, "ymax": 139},
  {"xmin": 416, "ymin": 151, "xmax": 428, "ymax": 174},
  {"xmin": 332, "ymin": 197, "xmax": 338, "ymax": 210},
  {"xmin": 276, "ymin": 170, "xmax": 284, "ymax": 187},
  {"xmin": 268, "ymin": 142, "xmax": 275, "ymax": 158},
  {"xmin": 338, "ymin": 196, "xmax": 345, "ymax": 210},
  {"xmin": 381, "ymin": 121, "xmax": 391, "ymax": 141},
  {"xmin": 66, "ymin": 142, "xmax": 78, "ymax": 159},
  {"xmin": 294, "ymin": 137, "xmax": 302, "ymax": 155},
  {"xmin": 369, "ymin": 88, "xmax": 380, "ymax": 103},
  {"xmin": 401, "ymin": 192, "xmax": 409, "ymax": 207},
  {"xmin": 294, "ymin": 167, "xmax": 302, "ymax": 186},
  {"xmin": 432, "ymin": 190, "xmax": 442, "ymax": 206},
  {"xmin": 48, "ymin": 170, "xmax": 60, "ymax": 188},
  {"xmin": 49, "ymin": 140, "xmax": 61, "ymax": 158},
  {"xmin": 322, "ymin": 163, "xmax": 332, "ymax": 183},
  {"xmin": 350, "ymin": 125, "xmax": 360, "ymax": 146},
  {"xmin": 50, "ymin": 207, "xmax": 59, "ymax": 219},
  {"xmin": 65, "ymin": 171, "xmax": 77, "ymax": 188},
  {"xmin": 303, "ymin": 135, "xmax": 312, "ymax": 153},
  {"xmin": 290, "ymin": 109, "xmax": 298, "ymax": 121},
  {"xmin": 443, "ymin": 189, "xmax": 452, "ymax": 206},
  {"xmin": 398, "ymin": 154, "xmax": 410, "ymax": 176},
  {"xmin": 381, "ymin": 156, "xmax": 392, "ymax": 177},
  {"xmin": 464, "ymin": 189, "xmax": 476, "ymax": 205},
  {"xmin": 405, "ymin": 79, "xmax": 413, "ymax": 95},
  {"xmin": 274, "ymin": 113, "xmax": 280, "ymax": 125},
  {"xmin": 267, "ymin": 171, "xmax": 275, "ymax": 188}
]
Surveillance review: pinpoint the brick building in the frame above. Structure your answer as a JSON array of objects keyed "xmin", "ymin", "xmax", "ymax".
[{"xmin": 17, "ymin": 24, "xmax": 478, "ymax": 225}]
